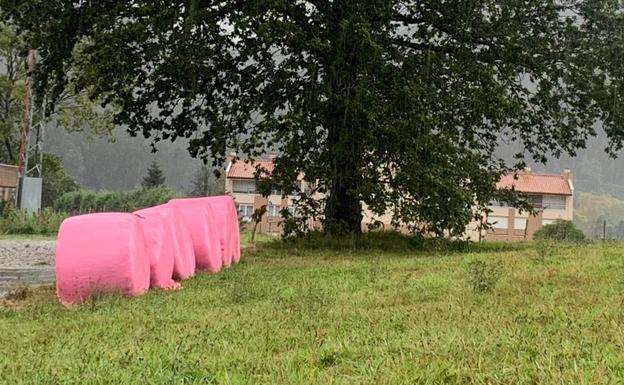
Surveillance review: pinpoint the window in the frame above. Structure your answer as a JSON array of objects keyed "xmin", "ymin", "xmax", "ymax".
[
  {"xmin": 232, "ymin": 180, "xmax": 256, "ymax": 194},
  {"xmin": 514, "ymin": 218, "xmax": 527, "ymax": 230},
  {"xmin": 488, "ymin": 216, "xmax": 508, "ymax": 229},
  {"xmin": 236, "ymin": 204, "xmax": 254, "ymax": 220},
  {"xmin": 542, "ymin": 219, "xmax": 555, "ymax": 226},
  {"xmin": 488, "ymin": 200, "xmax": 508, "ymax": 208},
  {"xmin": 543, "ymin": 195, "xmax": 566, "ymax": 210},
  {"xmin": 271, "ymin": 188, "xmax": 283, "ymax": 196},
  {"xmin": 526, "ymin": 195, "xmax": 543, "ymax": 208},
  {"xmin": 267, "ymin": 203, "xmax": 281, "ymax": 217}
]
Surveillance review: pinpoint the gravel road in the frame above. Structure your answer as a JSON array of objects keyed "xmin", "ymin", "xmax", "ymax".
[{"xmin": 0, "ymin": 240, "xmax": 56, "ymax": 267}]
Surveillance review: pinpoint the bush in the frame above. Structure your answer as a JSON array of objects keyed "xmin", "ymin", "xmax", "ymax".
[
  {"xmin": 466, "ymin": 259, "xmax": 503, "ymax": 293},
  {"xmin": 54, "ymin": 186, "xmax": 175, "ymax": 215},
  {"xmin": 534, "ymin": 220, "xmax": 585, "ymax": 242},
  {"xmin": 0, "ymin": 208, "xmax": 66, "ymax": 235},
  {"xmin": 41, "ymin": 153, "xmax": 80, "ymax": 208}
]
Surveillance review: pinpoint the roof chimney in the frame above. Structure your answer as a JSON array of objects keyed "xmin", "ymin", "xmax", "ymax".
[
  {"xmin": 225, "ymin": 152, "xmax": 237, "ymax": 176},
  {"xmin": 563, "ymin": 168, "xmax": 572, "ymax": 181}
]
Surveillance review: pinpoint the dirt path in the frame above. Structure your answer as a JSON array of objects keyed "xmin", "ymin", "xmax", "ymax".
[
  {"xmin": 0, "ymin": 240, "xmax": 56, "ymax": 267},
  {"xmin": 0, "ymin": 240, "xmax": 56, "ymax": 297}
]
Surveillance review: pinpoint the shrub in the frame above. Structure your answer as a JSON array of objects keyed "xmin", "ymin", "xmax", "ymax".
[
  {"xmin": 534, "ymin": 220, "xmax": 585, "ymax": 242},
  {"xmin": 41, "ymin": 153, "xmax": 80, "ymax": 208},
  {"xmin": 466, "ymin": 259, "xmax": 503, "ymax": 293},
  {"xmin": 0, "ymin": 208, "xmax": 66, "ymax": 235},
  {"xmin": 54, "ymin": 186, "xmax": 175, "ymax": 215},
  {"xmin": 534, "ymin": 239, "xmax": 559, "ymax": 262}
]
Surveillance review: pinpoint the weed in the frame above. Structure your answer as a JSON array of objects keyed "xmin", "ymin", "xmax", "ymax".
[
  {"xmin": 535, "ymin": 239, "xmax": 558, "ymax": 262},
  {"xmin": 4, "ymin": 285, "xmax": 32, "ymax": 301},
  {"xmin": 466, "ymin": 259, "xmax": 503, "ymax": 293}
]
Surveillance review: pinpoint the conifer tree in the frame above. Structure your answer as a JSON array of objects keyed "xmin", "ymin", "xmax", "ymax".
[{"xmin": 141, "ymin": 160, "xmax": 165, "ymax": 188}]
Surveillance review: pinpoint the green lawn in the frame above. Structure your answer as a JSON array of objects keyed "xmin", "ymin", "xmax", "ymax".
[{"xmin": 2, "ymin": 235, "xmax": 624, "ymax": 384}]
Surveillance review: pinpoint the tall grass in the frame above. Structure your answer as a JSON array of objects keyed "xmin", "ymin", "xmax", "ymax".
[
  {"xmin": 0, "ymin": 187, "xmax": 176, "ymax": 235},
  {"xmin": 0, "ymin": 208, "xmax": 65, "ymax": 235}
]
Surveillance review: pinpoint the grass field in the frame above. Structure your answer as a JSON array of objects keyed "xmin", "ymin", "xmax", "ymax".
[{"xmin": 2, "ymin": 234, "xmax": 624, "ymax": 384}]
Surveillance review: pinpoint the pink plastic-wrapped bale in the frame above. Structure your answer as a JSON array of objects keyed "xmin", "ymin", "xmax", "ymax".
[
  {"xmin": 55, "ymin": 213, "xmax": 150, "ymax": 305},
  {"xmin": 146, "ymin": 204, "xmax": 196, "ymax": 281},
  {"xmin": 133, "ymin": 210, "xmax": 181, "ymax": 290},
  {"xmin": 194, "ymin": 195, "xmax": 241, "ymax": 266},
  {"xmin": 169, "ymin": 198, "xmax": 223, "ymax": 273}
]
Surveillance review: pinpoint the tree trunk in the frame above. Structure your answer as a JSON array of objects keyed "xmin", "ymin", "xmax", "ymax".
[
  {"xmin": 322, "ymin": 6, "xmax": 364, "ymax": 236},
  {"xmin": 3, "ymin": 138, "xmax": 14, "ymax": 162},
  {"xmin": 324, "ymin": 166, "xmax": 363, "ymax": 235}
]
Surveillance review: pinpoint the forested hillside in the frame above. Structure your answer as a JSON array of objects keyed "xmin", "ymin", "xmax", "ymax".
[
  {"xmin": 574, "ymin": 192, "xmax": 624, "ymax": 239},
  {"xmin": 45, "ymin": 124, "xmax": 217, "ymax": 192}
]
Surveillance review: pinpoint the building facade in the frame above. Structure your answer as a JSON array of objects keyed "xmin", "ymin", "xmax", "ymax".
[
  {"xmin": 467, "ymin": 169, "xmax": 574, "ymax": 241},
  {"xmin": 226, "ymin": 157, "xmax": 574, "ymax": 240},
  {"xmin": 225, "ymin": 158, "xmax": 320, "ymax": 233}
]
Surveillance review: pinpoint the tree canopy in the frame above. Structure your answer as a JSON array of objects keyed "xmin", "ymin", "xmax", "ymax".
[{"xmin": 3, "ymin": 1, "xmax": 624, "ymax": 236}]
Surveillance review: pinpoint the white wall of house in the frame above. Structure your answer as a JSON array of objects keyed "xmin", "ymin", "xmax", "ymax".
[{"xmin": 465, "ymin": 193, "xmax": 574, "ymax": 242}]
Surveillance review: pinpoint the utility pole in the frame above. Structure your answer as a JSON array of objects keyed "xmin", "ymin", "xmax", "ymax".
[
  {"xmin": 17, "ymin": 49, "xmax": 35, "ymax": 180},
  {"xmin": 15, "ymin": 49, "xmax": 43, "ymax": 212}
]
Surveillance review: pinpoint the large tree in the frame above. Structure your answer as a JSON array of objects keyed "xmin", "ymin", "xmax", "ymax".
[{"xmin": 3, "ymin": 1, "xmax": 624, "ymax": 235}]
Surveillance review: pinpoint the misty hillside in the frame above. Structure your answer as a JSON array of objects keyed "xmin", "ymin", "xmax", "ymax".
[
  {"xmin": 498, "ymin": 128, "xmax": 624, "ymax": 199},
  {"xmin": 45, "ymin": 125, "xmax": 212, "ymax": 192}
]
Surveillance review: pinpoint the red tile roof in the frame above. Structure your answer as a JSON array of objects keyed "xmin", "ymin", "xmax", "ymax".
[
  {"xmin": 497, "ymin": 172, "xmax": 572, "ymax": 196},
  {"xmin": 227, "ymin": 159, "xmax": 305, "ymax": 181},
  {"xmin": 228, "ymin": 160, "xmax": 572, "ymax": 196},
  {"xmin": 227, "ymin": 160, "xmax": 274, "ymax": 179}
]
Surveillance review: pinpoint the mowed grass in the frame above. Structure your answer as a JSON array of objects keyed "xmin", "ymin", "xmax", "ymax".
[{"xmin": 2, "ymin": 234, "xmax": 624, "ymax": 384}]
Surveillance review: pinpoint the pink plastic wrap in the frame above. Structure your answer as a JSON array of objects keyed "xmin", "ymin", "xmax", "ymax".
[
  {"xmin": 195, "ymin": 195, "xmax": 241, "ymax": 266},
  {"xmin": 169, "ymin": 198, "xmax": 223, "ymax": 273},
  {"xmin": 55, "ymin": 213, "xmax": 150, "ymax": 305},
  {"xmin": 143, "ymin": 204, "xmax": 196, "ymax": 281},
  {"xmin": 133, "ymin": 210, "xmax": 180, "ymax": 290}
]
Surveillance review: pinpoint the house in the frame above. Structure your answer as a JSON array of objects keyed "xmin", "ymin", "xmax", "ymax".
[
  {"xmin": 0, "ymin": 164, "xmax": 18, "ymax": 203},
  {"xmin": 226, "ymin": 156, "xmax": 574, "ymax": 240},
  {"xmin": 225, "ymin": 157, "xmax": 320, "ymax": 233},
  {"xmin": 470, "ymin": 169, "xmax": 574, "ymax": 241}
]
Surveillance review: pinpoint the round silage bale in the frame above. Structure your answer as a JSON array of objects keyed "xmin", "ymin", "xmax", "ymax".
[
  {"xmin": 133, "ymin": 210, "xmax": 181, "ymax": 290},
  {"xmin": 55, "ymin": 213, "xmax": 150, "ymax": 305},
  {"xmin": 192, "ymin": 195, "xmax": 241, "ymax": 266},
  {"xmin": 147, "ymin": 203, "xmax": 196, "ymax": 281},
  {"xmin": 169, "ymin": 198, "xmax": 223, "ymax": 273}
]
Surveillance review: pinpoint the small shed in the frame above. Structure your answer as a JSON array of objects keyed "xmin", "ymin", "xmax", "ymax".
[{"xmin": 0, "ymin": 164, "xmax": 18, "ymax": 202}]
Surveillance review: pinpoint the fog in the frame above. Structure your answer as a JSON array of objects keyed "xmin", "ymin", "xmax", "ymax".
[{"xmin": 45, "ymin": 124, "xmax": 208, "ymax": 192}]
